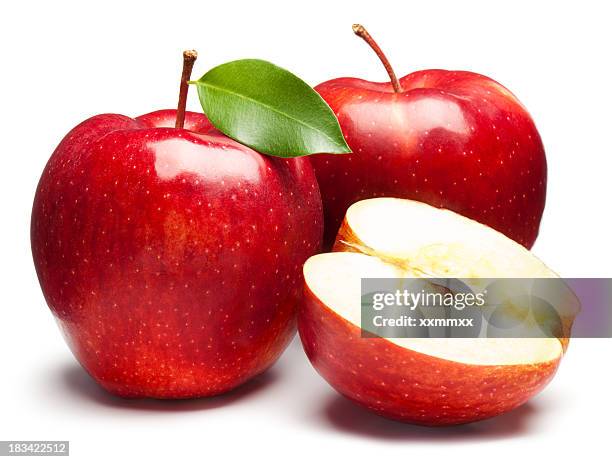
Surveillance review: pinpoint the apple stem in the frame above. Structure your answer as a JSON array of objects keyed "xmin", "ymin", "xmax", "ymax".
[
  {"xmin": 175, "ymin": 50, "xmax": 198, "ymax": 129},
  {"xmin": 352, "ymin": 24, "xmax": 402, "ymax": 93}
]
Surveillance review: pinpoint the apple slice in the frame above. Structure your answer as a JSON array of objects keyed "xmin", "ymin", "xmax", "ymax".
[
  {"xmin": 335, "ymin": 198, "xmax": 557, "ymax": 278},
  {"xmin": 299, "ymin": 198, "xmax": 567, "ymax": 426}
]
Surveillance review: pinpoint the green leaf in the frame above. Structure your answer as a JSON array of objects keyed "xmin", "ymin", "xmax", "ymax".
[{"xmin": 191, "ymin": 59, "xmax": 351, "ymax": 158}]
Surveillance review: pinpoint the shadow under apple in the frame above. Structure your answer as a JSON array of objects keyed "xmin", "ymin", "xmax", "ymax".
[
  {"xmin": 322, "ymin": 393, "xmax": 548, "ymax": 442},
  {"xmin": 59, "ymin": 363, "xmax": 280, "ymax": 412}
]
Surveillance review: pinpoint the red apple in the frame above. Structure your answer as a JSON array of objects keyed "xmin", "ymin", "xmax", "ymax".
[
  {"xmin": 31, "ymin": 102, "xmax": 323, "ymax": 398},
  {"xmin": 299, "ymin": 198, "xmax": 565, "ymax": 425},
  {"xmin": 312, "ymin": 25, "xmax": 546, "ymax": 249}
]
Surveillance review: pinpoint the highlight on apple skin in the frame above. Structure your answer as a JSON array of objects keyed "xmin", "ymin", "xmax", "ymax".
[
  {"xmin": 31, "ymin": 109, "xmax": 323, "ymax": 398},
  {"xmin": 298, "ymin": 198, "xmax": 565, "ymax": 426}
]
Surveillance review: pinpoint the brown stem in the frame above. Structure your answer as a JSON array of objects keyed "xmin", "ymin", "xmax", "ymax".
[
  {"xmin": 175, "ymin": 50, "xmax": 198, "ymax": 129},
  {"xmin": 352, "ymin": 24, "xmax": 402, "ymax": 93}
]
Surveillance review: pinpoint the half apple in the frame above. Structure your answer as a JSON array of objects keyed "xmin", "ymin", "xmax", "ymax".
[{"xmin": 299, "ymin": 198, "xmax": 569, "ymax": 425}]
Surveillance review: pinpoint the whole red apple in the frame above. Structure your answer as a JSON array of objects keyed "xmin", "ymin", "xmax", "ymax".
[
  {"xmin": 31, "ymin": 52, "xmax": 323, "ymax": 398},
  {"xmin": 312, "ymin": 25, "xmax": 546, "ymax": 249}
]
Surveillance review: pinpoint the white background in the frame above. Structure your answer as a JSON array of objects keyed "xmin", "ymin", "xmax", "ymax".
[{"xmin": 1, "ymin": 0, "xmax": 611, "ymax": 460}]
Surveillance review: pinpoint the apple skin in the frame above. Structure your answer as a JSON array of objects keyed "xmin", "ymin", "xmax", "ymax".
[
  {"xmin": 298, "ymin": 285, "xmax": 561, "ymax": 426},
  {"xmin": 31, "ymin": 109, "xmax": 323, "ymax": 398},
  {"xmin": 312, "ymin": 71, "xmax": 546, "ymax": 249}
]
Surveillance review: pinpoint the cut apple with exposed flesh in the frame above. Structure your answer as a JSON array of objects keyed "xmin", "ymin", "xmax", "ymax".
[{"xmin": 299, "ymin": 198, "xmax": 568, "ymax": 426}]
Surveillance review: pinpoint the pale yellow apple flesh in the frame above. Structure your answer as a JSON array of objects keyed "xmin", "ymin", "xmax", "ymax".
[
  {"xmin": 304, "ymin": 252, "xmax": 562, "ymax": 366},
  {"xmin": 335, "ymin": 198, "xmax": 557, "ymax": 278}
]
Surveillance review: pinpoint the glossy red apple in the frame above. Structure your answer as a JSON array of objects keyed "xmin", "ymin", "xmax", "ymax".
[
  {"xmin": 31, "ymin": 53, "xmax": 323, "ymax": 398},
  {"xmin": 312, "ymin": 25, "xmax": 546, "ymax": 249}
]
